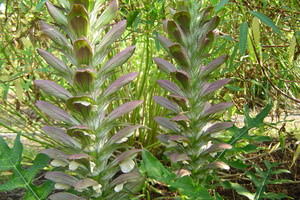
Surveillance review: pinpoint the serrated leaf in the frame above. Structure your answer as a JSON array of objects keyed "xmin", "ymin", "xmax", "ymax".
[
  {"xmin": 154, "ymin": 116, "xmax": 181, "ymax": 132},
  {"xmin": 249, "ymin": 11, "xmax": 282, "ymax": 35},
  {"xmin": 153, "ymin": 96, "xmax": 180, "ymax": 113},
  {"xmin": 100, "ymin": 46, "xmax": 136, "ymax": 74},
  {"xmin": 36, "ymin": 101, "xmax": 79, "ymax": 125},
  {"xmin": 239, "ymin": 22, "xmax": 248, "ymax": 55},
  {"xmin": 0, "ymin": 134, "xmax": 54, "ymax": 198},
  {"xmin": 106, "ymin": 100, "xmax": 143, "ymax": 121},
  {"xmin": 34, "ymin": 80, "xmax": 72, "ymax": 100},
  {"xmin": 141, "ymin": 151, "xmax": 175, "ymax": 183},
  {"xmin": 230, "ymin": 182, "xmax": 254, "ymax": 199},
  {"xmin": 103, "ymin": 72, "xmax": 138, "ymax": 97}
]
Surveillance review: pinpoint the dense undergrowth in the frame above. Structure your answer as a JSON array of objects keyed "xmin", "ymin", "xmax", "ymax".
[{"xmin": 0, "ymin": 0, "xmax": 299, "ymax": 199}]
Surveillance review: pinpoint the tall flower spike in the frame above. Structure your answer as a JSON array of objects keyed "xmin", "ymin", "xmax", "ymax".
[
  {"xmin": 36, "ymin": 0, "xmax": 144, "ymax": 199},
  {"xmin": 154, "ymin": 1, "xmax": 233, "ymax": 182}
]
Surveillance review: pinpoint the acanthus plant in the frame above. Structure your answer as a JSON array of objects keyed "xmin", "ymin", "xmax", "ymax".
[
  {"xmin": 153, "ymin": 1, "xmax": 234, "ymax": 183},
  {"xmin": 35, "ymin": 0, "xmax": 144, "ymax": 199}
]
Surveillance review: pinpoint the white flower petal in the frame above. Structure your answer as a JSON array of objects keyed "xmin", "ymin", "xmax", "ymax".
[
  {"xmin": 69, "ymin": 161, "xmax": 80, "ymax": 171},
  {"xmin": 55, "ymin": 183, "xmax": 71, "ymax": 190},
  {"xmin": 120, "ymin": 159, "xmax": 135, "ymax": 173},
  {"xmin": 115, "ymin": 137, "xmax": 128, "ymax": 144},
  {"xmin": 93, "ymin": 184, "xmax": 102, "ymax": 194},
  {"xmin": 114, "ymin": 183, "xmax": 124, "ymax": 192},
  {"xmin": 50, "ymin": 160, "xmax": 68, "ymax": 167}
]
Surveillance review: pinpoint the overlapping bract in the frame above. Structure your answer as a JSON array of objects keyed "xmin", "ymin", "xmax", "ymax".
[
  {"xmin": 36, "ymin": 0, "xmax": 143, "ymax": 199},
  {"xmin": 154, "ymin": 2, "xmax": 233, "ymax": 180}
]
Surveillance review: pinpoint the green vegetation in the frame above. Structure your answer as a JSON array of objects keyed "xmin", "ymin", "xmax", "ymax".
[{"xmin": 0, "ymin": 0, "xmax": 299, "ymax": 199}]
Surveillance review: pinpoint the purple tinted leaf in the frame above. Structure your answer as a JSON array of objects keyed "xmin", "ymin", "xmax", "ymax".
[
  {"xmin": 153, "ymin": 96, "xmax": 180, "ymax": 113},
  {"xmin": 157, "ymin": 134, "xmax": 188, "ymax": 144},
  {"xmin": 205, "ymin": 143, "xmax": 232, "ymax": 154},
  {"xmin": 46, "ymin": 2, "xmax": 67, "ymax": 26},
  {"xmin": 34, "ymin": 80, "xmax": 72, "ymax": 100},
  {"xmin": 197, "ymin": 31, "xmax": 214, "ymax": 51},
  {"xmin": 68, "ymin": 4, "xmax": 89, "ymax": 38},
  {"xmin": 170, "ymin": 153, "xmax": 189, "ymax": 162},
  {"xmin": 202, "ymin": 16, "xmax": 220, "ymax": 34},
  {"xmin": 49, "ymin": 192, "xmax": 86, "ymax": 200},
  {"xmin": 73, "ymin": 38, "xmax": 93, "ymax": 65},
  {"xmin": 103, "ymin": 72, "xmax": 138, "ymax": 96},
  {"xmin": 203, "ymin": 122, "xmax": 233, "ymax": 136},
  {"xmin": 157, "ymin": 80, "xmax": 184, "ymax": 96},
  {"xmin": 107, "ymin": 100, "xmax": 143, "ymax": 121},
  {"xmin": 74, "ymin": 68, "xmax": 95, "ymax": 92},
  {"xmin": 206, "ymin": 161, "xmax": 230, "ymax": 170},
  {"xmin": 170, "ymin": 70, "xmax": 190, "ymax": 86},
  {"xmin": 37, "ymin": 49, "xmax": 73, "ymax": 75},
  {"xmin": 158, "ymin": 34, "xmax": 173, "ymax": 49},
  {"xmin": 95, "ymin": 0, "xmax": 118, "ymax": 29},
  {"xmin": 171, "ymin": 114, "xmax": 190, "ymax": 122},
  {"xmin": 100, "ymin": 46, "xmax": 136, "ymax": 73},
  {"xmin": 41, "ymin": 126, "xmax": 81, "ymax": 148},
  {"xmin": 201, "ymin": 78, "xmax": 231, "ymax": 96},
  {"xmin": 36, "ymin": 101, "xmax": 78, "ymax": 125},
  {"xmin": 40, "ymin": 21, "xmax": 71, "ymax": 49},
  {"xmin": 200, "ymin": 55, "xmax": 228, "ymax": 76},
  {"xmin": 113, "ymin": 149, "xmax": 143, "ymax": 165},
  {"xmin": 169, "ymin": 43, "xmax": 189, "ymax": 69},
  {"xmin": 68, "ymin": 153, "xmax": 92, "ymax": 160},
  {"xmin": 173, "ymin": 11, "xmax": 191, "ymax": 33},
  {"xmin": 74, "ymin": 178, "xmax": 98, "ymax": 191},
  {"xmin": 154, "ymin": 116, "xmax": 181, "ymax": 132},
  {"xmin": 97, "ymin": 20, "xmax": 126, "ymax": 51},
  {"xmin": 111, "ymin": 172, "xmax": 142, "ymax": 186},
  {"xmin": 45, "ymin": 171, "xmax": 78, "ymax": 186},
  {"xmin": 203, "ymin": 102, "xmax": 233, "ymax": 117},
  {"xmin": 153, "ymin": 57, "xmax": 176, "ymax": 73},
  {"xmin": 168, "ymin": 94, "xmax": 189, "ymax": 108},
  {"xmin": 167, "ymin": 20, "xmax": 185, "ymax": 44},
  {"xmin": 40, "ymin": 148, "xmax": 69, "ymax": 161},
  {"xmin": 109, "ymin": 125, "xmax": 143, "ymax": 144}
]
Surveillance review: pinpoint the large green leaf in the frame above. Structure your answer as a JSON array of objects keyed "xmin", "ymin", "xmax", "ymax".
[{"xmin": 0, "ymin": 134, "xmax": 54, "ymax": 199}]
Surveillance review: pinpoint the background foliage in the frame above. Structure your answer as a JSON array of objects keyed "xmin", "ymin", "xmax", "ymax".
[{"xmin": 0, "ymin": 0, "xmax": 299, "ymax": 199}]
